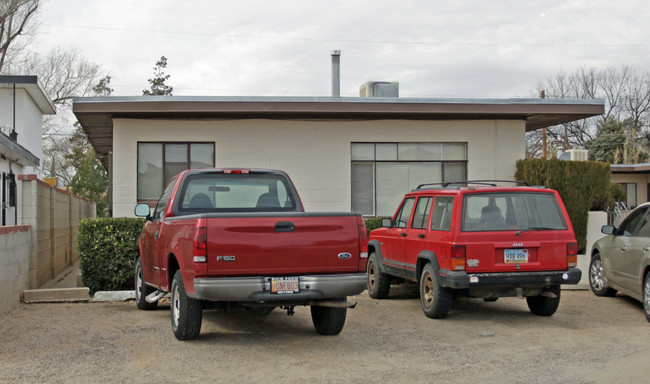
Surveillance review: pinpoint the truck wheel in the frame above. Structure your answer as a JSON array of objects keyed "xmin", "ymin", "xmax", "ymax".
[
  {"xmin": 171, "ymin": 270, "xmax": 203, "ymax": 340},
  {"xmin": 589, "ymin": 253, "xmax": 617, "ymax": 297},
  {"xmin": 135, "ymin": 257, "xmax": 157, "ymax": 310},
  {"xmin": 526, "ymin": 285, "xmax": 561, "ymax": 316},
  {"xmin": 311, "ymin": 298, "xmax": 347, "ymax": 335},
  {"xmin": 419, "ymin": 263, "xmax": 452, "ymax": 319},
  {"xmin": 367, "ymin": 252, "xmax": 390, "ymax": 299}
]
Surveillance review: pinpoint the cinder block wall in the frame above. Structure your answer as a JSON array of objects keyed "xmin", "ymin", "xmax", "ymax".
[{"xmin": 0, "ymin": 226, "xmax": 31, "ymax": 314}]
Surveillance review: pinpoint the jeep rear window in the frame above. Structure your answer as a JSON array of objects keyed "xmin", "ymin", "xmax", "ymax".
[
  {"xmin": 176, "ymin": 173, "xmax": 298, "ymax": 213},
  {"xmin": 461, "ymin": 192, "xmax": 567, "ymax": 232}
]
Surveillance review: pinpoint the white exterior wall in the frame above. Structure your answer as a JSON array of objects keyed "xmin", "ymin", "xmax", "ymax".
[
  {"xmin": 0, "ymin": 88, "xmax": 44, "ymax": 162},
  {"xmin": 112, "ymin": 118, "xmax": 525, "ymax": 217}
]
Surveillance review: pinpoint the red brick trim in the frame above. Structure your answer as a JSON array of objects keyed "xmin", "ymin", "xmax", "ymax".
[{"xmin": 0, "ymin": 225, "xmax": 30, "ymax": 234}]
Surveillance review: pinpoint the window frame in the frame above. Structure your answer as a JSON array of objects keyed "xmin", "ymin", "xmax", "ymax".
[{"xmin": 137, "ymin": 142, "xmax": 215, "ymax": 204}]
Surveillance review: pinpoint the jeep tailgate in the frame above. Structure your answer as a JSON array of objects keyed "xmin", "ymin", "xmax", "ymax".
[{"xmin": 205, "ymin": 213, "xmax": 363, "ymax": 276}]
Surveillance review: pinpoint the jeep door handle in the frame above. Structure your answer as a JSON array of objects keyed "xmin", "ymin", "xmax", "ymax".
[
  {"xmin": 400, "ymin": 233, "xmax": 407, "ymax": 237},
  {"xmin": 417, "ymin": 234, "xmax": 425, "ymax": 239}
]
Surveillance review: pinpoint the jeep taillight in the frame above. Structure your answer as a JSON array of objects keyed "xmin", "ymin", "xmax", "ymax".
[
  {"xmin": 451, "ymin": 245, "xmax": 466, "ymax": 271},
  {"xmin": 567, "ymin": 242, "xmax": 578, "ymax": 268}
]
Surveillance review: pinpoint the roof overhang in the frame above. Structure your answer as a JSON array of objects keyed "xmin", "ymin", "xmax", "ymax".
[
  {"xmin": 73, "ymin": 96, "xmax": 604, "ymax": 169},
  {"xmin": 0, "ymin": 131, "xmax": 39, "ymax": 167},
  {"xmin": 611, "ymin": 163, "xmax": 650, "ymax": 174},
  {"xmin": 0, "ymin": 75, "xmax": 56, "ymax": 115}
]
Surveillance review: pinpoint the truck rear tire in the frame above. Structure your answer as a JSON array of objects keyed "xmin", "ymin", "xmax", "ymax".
[
  {"xmin": 171, "ymin": 270, "xmax": 203, "ymax": 340},
  {"xmin": 135, "ymin": 257, "xmax": 157, "ymax": 310},
  {"xmin": 311, "ymin": 298, "xmax": 347, "ymax": 335},
  {"xmin": 526, "ymin": 285, "xmax": 561, "ymax": 316}
]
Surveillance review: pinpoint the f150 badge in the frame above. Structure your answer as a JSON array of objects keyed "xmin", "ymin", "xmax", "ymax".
[{"xmin": 216, "ymin": 256, "xmax": 236, "ymax": 262}]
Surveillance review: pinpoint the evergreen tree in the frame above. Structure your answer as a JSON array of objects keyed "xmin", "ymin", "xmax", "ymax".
[
  {"xmin": 143, "ymin": 56, "xmax": 173, "ymax": 95},
  {"xmin": 586, "ymin": 118, "xmax": 649, "ymax": 164}
]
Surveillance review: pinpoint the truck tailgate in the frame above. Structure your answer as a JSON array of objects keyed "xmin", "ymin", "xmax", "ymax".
[{"xmin": 205, "ymin": 213, "xmax": 362, "ymax": 276}]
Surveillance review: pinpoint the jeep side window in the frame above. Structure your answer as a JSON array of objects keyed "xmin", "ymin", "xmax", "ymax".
[
  {"xmin": 395, "ymin": 198, "xmax": 415, "ymax": 228},
  {"xmin": 411, "ymin": 197, "xmax": 432, "ymax": 229},
  {"xmin": 431, "ymin": 196, "xmax": 454, "ymax": 231}
]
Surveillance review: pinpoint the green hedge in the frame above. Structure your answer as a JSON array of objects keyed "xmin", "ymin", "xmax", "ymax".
[
  {"xmin": 77, "ymin": 217, "xmax": 146, "ymax": 294},
  {"xmin": 515, "ymin": 159, "xmax": 611, "ymax": 252},
  {"xmin": 364, "ymin": 217, "xmax": 382, "ymax": 235}
]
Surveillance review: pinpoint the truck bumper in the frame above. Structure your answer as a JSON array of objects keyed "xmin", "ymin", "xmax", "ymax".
[
  {"xmin": 439, "ymin": 268, "xmax": 582, "ymax": 289},
  {"xmin": 190, "ymin": 273, "xmax": 367, "ymax": 302}
]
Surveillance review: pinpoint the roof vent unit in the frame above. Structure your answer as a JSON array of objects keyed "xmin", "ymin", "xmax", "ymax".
[
  {"xmin": 359, "ymin": 81, "xmax": 399, "ymax": 97},
  {"xmin": 558, "ymin": 149, "xmax": 588, "ymax": 161}
]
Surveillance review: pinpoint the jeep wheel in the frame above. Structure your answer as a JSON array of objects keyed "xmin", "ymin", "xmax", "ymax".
[
  {"xmin": 135, "ymin": 257, "xmax": 157, "ymax": 310},
  {"xmin": 311, "ymin": 298, "xmax": 347, "ymax": 335},
  {"xmin": 526, "ymin": 285, "xmax": 561, "ymax": 316},
  {"xmin": 643, "ymin": 272, "xmax": 650, "ymax": 321},
  {"xmin": 589, "ymin": 253, "xmax": 617, "ymax": 297},
  {"xmin": 171, "ymin": 270, "xmax": 203, "ymax": 340},
  {"xmin": 367, "ymin": 252, "xmax": 390, "ymax": 299},
  {"xmin": 419, "ymin": 263, "xmax": 452, "ymax": 319}
]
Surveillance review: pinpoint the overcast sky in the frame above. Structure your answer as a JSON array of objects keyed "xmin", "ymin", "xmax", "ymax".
[{"xmin": 31, "ymin": 0, "xmax": 650, "ymax": 99}]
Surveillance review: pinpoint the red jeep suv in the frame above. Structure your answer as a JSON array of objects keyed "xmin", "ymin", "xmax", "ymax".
[{"xmin": 367, "ymin": 181, "xmax": 581, "ymax": 318}]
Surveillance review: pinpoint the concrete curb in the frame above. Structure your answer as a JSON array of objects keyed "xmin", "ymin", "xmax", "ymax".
[
  {"xmin": 23, "ymin": 288, "xmax": 91, "ymax": 303},
  {"xmin": 92, "ymin": 290, "xmax": 135, "ymax": 302}
]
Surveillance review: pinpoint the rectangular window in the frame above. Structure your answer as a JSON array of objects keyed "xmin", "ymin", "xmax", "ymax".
[
  {"xmin": 431, "ymin": 196, "xmax": 454, "ymax": 231},
  {"xmin": 137, "ymin": 142, "xmax": 215, "ymax": 201},
  {"xmin": 351, "ymin": 142, "xmax": 467, "ymax": 216},
  {"xmin": 619, "ymin": 183, "xmax": 637, "ymax": 208},
  {"xmin": 412, "ymin": 197, "xmax": 432, "ymax": 229}
]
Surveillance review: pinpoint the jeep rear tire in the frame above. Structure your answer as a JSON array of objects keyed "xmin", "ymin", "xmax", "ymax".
[
  {"xmin": 419, "ymin": 263, "xmax": 452, "ymax": 319},
  {"xmin": 311, "ymin": 298, "xmax": 347, "ymax": 336},
  {"xmin": 526, "ymin": 285, "xmax": 561, "ymax": 316},
  {"xmin": 171, "ymin": 270, "xmax": 203, "ymax": 340},
  {"xmin": 135, "ymin": 257, "xmax": 157, "ymax": 310},
  {"xmin": 367, "ymin": 252, "xmax": 390, "ymax": 299}
]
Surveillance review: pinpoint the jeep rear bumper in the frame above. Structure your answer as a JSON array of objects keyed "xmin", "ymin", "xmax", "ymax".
[
  {"xmin": 190, "ymin": 273, "xmax": 367, "ymax": 302},
  {"xmin": 438, "ymin": 268, "xmax": 582, "ymax": 289}
]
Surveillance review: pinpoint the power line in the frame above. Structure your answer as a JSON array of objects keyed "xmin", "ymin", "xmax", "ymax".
[{"xmin": 42, "ymin": 23, "xmax": 650, "ymax": 48}]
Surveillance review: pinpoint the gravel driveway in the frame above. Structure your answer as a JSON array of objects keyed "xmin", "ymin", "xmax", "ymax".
[{"xmin": 1, "ymin": 288, "xmax": 649, "ymax": 384}]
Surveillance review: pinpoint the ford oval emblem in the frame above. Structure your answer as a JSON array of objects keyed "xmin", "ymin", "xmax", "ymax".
[{"xmin": 338, "ymin": 252, "xmax": 352, "ymax": 260}]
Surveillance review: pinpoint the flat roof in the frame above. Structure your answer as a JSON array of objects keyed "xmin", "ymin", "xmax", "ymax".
[
  {"xmin": 611, "ymin": 163, "xmax": 650, "ymax": 174},
  {"xmin": 72, "ymin": 96, "xmax": 605, "ymax": 169},
  {"xmin": 0, "ymin": 75, "xmax": 56, "ymax": 115}
]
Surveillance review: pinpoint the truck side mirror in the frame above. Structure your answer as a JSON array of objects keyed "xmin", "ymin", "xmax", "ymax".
[
  {"xmin": 134, "ymin": 203, "xmax": 152, "ymax": 220},
  {"xmin": 381, "ymin": 218, "xmax": 393, "ymax": 228}
]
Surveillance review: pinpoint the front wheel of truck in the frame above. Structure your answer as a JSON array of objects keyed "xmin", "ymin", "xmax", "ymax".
[
  {"xmin": 171, "ymin": 270, "xmax": 203, "ymax": 340},
  {"xmin": 311, "ymin": 298, "xmax": 347, "ymax": 336},
  {"xmin": 135, "ymin": 257, "xmax": 157, "ymax": 310}
]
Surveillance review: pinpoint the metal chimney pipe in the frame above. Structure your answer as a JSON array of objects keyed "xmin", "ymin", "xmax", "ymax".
[{"xmin": 330, "ymin": 50, "xmax": 341, "ymax": 97}]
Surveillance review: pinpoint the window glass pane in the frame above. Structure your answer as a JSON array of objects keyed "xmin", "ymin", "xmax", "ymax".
[
  {"xmin": 376, "ymin": 143, "xmax": 397, "ymax": 160},
  {"xmin": 351, "ymin": 163, "xmax": 374, "ymax": 215},
  {"xmin": 395, "ymin": 197, "xmax": 415, "ymax": 228},
  {"xmin": 635, "ymin": 212, "xmax": 650, "ymax": 237},
  {"xmin": 165, "ymin": 144, "xmax": 188, "ymax": 185},
  {"xmin": 620, "ymin": 206, "xmax": 647, "ymax": 236},
  {"xmin": 626, "ymin": 183, "xmax": 637, "ymax": 207},
  {"xmin": 397, "ymin": 143, "xmax": 418, "ymax": 160},
  {"xmin": 376, "ymin": 162, "xmax": 408, "ymax": 216},
  {"xmin": 431, "ymin": 196, "xmax": 454, "ymax": 231},
  {"xmin": 408, "ymin": 163, "xmax": 441, "ymax": 190},
  {"xmin": 351, "ymin": 143, "xmax": 375, "ymax": 160},
  {"xmin": 412, "ymin": 197, "xmax": 432, "ymax": 229},
  {"xmin": 444, "ymin": 163, "xmax": 466, "ymax": 182},
  {"xmin": 138, "ymin": 143, "xmax": 163, "ymax": 200},
  {"xmin": 419, "ymin": 143, "xmax": 442, "ymax": 160},
  {"xmin": 190, "ymin": 143, "xmax": 214, "ymax": 169},
  {"xmin": 442, "ymin": 143, "xmax": 467, "ymax": 160}
]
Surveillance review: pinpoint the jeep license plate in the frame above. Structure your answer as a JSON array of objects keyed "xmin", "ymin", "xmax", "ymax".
[
  {"xmin": 271, "ymin": 277, "xmax": 300, "ymax": 294},
  {"xmin": 504, "ymin": 249, "xmax": 528, "ymax": 263}
]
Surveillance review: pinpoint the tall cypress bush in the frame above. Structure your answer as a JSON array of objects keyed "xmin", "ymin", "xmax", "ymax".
[{"xmin": 515, "ymin": 159, "xmax": 611, "ymax": 252}]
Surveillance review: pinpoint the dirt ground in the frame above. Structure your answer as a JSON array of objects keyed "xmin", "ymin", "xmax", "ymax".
[{"xmin": 1, "ymin": 288, "xmax": 649, "ymax": 384}]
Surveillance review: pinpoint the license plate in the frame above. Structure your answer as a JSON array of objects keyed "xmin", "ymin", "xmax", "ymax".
[
  {"xmin": 504, "ymin": 249, "xmax": 528, "ymax": 263},
  {"xmin": 271, "ymin": 277, "xmax": 300, "ymax": 294}
]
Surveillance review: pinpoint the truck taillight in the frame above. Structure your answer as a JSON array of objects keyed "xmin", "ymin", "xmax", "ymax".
[
  {"xmin": 193, "ymin": 226, "xmax": 207, "ymax": 263},
  {"xmin": 358, "ymin": 217, "xmax": 369, "ymax": 271},
  {"xmin": 223, "ymin": 169, "xmax": 250, "ymax": 174},
  {"xmin": 451, "ymin": 245, "xmax": 466, "ymax": 271},
  {"xmin": 567, "ymin": 242, "xmax": 578, "ymax": 268}
]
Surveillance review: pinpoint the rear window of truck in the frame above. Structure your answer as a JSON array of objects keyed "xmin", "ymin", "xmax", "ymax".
[
  {"xmin": 461, "ymin": 192, "xmax": 567, "ymax": 232},
  {"xmin": 176, "ymin": 173, "xmax": 298, "ymax": 213}
]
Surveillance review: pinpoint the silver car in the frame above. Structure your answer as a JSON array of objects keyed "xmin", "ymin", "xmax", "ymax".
[{"xmin": 590, "ymin": 202, "xmax": 650, "ymax": 322}]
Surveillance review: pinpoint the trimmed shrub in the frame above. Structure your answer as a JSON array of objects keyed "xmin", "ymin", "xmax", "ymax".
[
  {"xmin": 364, "ymin": 217, "xmax": 382, "ymax": 235},
  {"xmin": 515, "ymin": 159, "xmax": 611, "ymax": 253},
  {"xmin": 77, "ymin": 217, "xmax": 146, "ymax": 294}
]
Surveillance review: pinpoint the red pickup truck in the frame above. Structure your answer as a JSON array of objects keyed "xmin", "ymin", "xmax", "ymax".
[{"xmin": 134, "ymin": 168, "xmax": 368, "ymax": 340}]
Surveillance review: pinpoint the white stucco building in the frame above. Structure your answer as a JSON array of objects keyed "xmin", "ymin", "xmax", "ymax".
[{"xmin": 73, "ymin": 95, "xmax": 604, "ymax": 218}]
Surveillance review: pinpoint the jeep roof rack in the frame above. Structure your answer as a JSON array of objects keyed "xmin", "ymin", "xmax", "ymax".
[{"xmin": 415, "ymin": 180, "xmax": 530, "ymax": 189}]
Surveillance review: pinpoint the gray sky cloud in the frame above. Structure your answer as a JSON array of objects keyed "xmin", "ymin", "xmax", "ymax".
[{"xmin": 32, "ymin": 0, "xmax": 650, "ymax": 98}]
